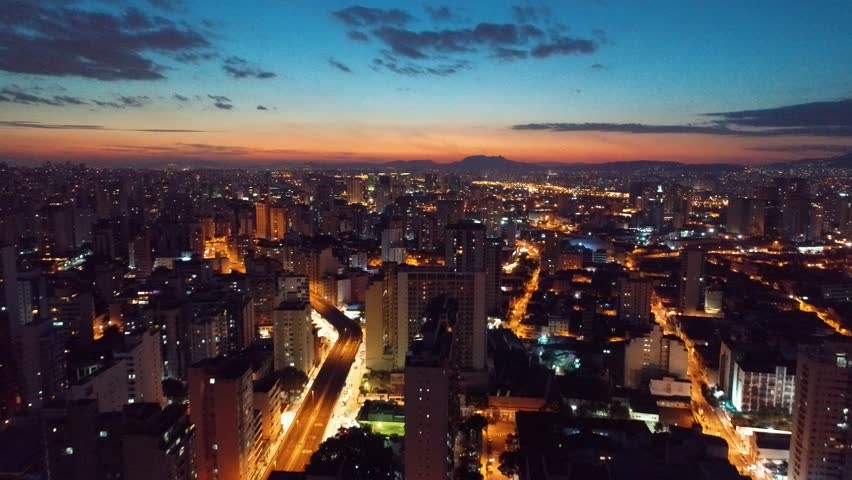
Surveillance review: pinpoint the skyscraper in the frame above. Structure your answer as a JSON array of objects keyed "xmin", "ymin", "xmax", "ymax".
[
  {"xmin": 617, "ymin": 273, "xmax": 652, "ymax": 325},
  {"xmin": 255, "ymin": 202, "xmax": 269, "ymax": 240},
  {"xmin": 189, "ymin": 355, "xmax": 256, "ymax": 480},
  {"xmin": 272, "ymin": 300, "xmax": 315, "ymax": 373},
  {"xmin": 678, "ymin": 248, "xmax": 706, "ymax": 315},
  {"xmin": 269, "ymin": 206, "xmax": 286, "ymax": 240},
  {"xmin": 789, "ymin": 341, "xmax": 852, "ymax": 480},
  {"xmin": 404, "ymin": 297, "xmax": 458, "ymax": 480},
  {"xmin": 368, "ymin": 264, "xmax": 486, "ymax": 372}
]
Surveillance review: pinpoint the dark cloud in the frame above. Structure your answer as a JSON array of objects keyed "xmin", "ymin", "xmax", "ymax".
[
  {"xmin": 372, "ymin": 56, "xmax": 470, "ymax": 76},
  {"xmin": 174, "ymin": 51, "xmax": 217, "ymax": 64},
  {"xmin": 336, "ymin": 6, "xmax": 600, "ymax": 75},
  {"xmin": 531, "ymin": 36, "xmax": 598, "ymax": 58},
  {"xmin": 747, "ymin": 144, "xmax": 852, "ymax": 154},
  {"xmin": 332, "ymin": 6, "xmax": 412, "ymax": 27},
  {"xmin": 705, "ymin": 99, "xmax": 852, "ymax": 128},
  {"xmin": 222, "ymin": 56, "xmax": 277, "ymax": 79},
  {"xmin": 174, "ymin": 94, "xmax": 189, "ymax": 102},
  {"xmin": 208, "ymin": 94, "xmax": 233, "ymax": 110},
  {"xmin": 147, "ymin": 0, "xmax": 184, "ymax": 11},
  {"xmin": 257, "ymin": 105, "xmax": 268, "ymax": 111},
  {"xmin": 511, "ymin": 5, "xmax": 552, "ymax": 23},
  {"xmin": 513, "ymin": 122, "xmax": 737, "ymax": 135},
  {"xmin": 424, "ymin": 6, "xmax": 454, "ymax": 22},
  {"xmin": 493, "ymin": 47, "xmax": 528, "ymax": 61},
  {"xmin": 0, "ymin": 120, "xmax": 206, "ymax": 132},
  {"xmin": 0, "ymin": 86, "xmax": 87, "ymax": 106},
  {"xmin": 512, "ymin": 121, "xmax": 852, "ymax": 137},
  {"xmin": 0, "ymin": 1, "xmax": 210, "ymax": 80},
  {"xmin": 590, "ymin": 63, "xmax": 607, "ymax": 70},
  {"xmin": 347, "ymin": 30, "xmax": 370, "ymax": 42},
  {"xmin": 328, "ymin": 58, "xmax": 353, "ymax": 73},
  {"xmin": 92, "ymin": 95, "xmax": 150, "ymax": 109}
]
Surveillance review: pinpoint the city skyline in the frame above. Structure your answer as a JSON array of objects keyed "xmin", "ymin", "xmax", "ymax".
[{"xmin": 2, "ymin": 0, "xmax": 852, "ymax": 165}]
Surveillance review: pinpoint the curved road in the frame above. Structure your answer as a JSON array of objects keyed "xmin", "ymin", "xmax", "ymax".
[{"xmin": 267, "ymin": 295, "xmax": 363, "ymax": 476}]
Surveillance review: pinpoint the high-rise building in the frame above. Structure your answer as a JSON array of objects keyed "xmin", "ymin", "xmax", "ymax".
[
  {"xmin": 774, "ymin": 177, "xmax": 810, "ymax": 241},
  {"xmin": 718, "ymin": 342, "xmax": 795, "ymax": 414},
  {"xmin": 69, "ymin": 329, "xmax": 164, "ymax": 412},
  {"xmin": 189, "ymin": 355, "xmax": 257, "ymax": 480},
  {"xmin": 255, "ymin": 202, "xmax": 269, "ymax": 240},
  {"xmin": 269, "ymin": 206, "xmax": 286, "ymax": 240},
  {"xmin": 381, "ymin": 221, "xmax": 406, "ymax": 264},
  {"xmin": 347, "ymin": 176, "xmax": 365, "ymax": 204},
  {"xmin": 122, "ymin": 404, "xmax": 196, "ymax": 480},
  {"xmin": 678, "ymin": 248, "xmax": 706, "ymax": 315},
  {"xmin": 369, "ymin": 264, "xmax": 485, "ymax": 372},
  {"xmin": 404, "ymin": 297, "xmax": 458, "ymax": 480},
  {"xmin": 445, "ymin": 220, "xmax": 501, "ymax": 314},
  {"xmin": 789, "ymin": 341, "xmax": 852, "ymax": 480},
  {"xmin": 726, "ymin": 197, "xmax": 765, "ymax": 236},
  {"xmin": 623, "ymin": 324, "xmax": 688, "ymax": 388},
  {"xmin": 445, "ymin": 220, "xmax": 486, "ymax": 272},
  {"xmin": 272, "ymin": 301, "xmax": 315, "ymax": 373},
  {"xmin": 617, "ymin": 273, "xmax": 652, "ymax": 325}
]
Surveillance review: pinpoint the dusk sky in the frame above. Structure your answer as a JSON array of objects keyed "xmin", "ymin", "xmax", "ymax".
[{"xmin": 2, "ymin": 0, "xmax": 852, "ymax": 164}]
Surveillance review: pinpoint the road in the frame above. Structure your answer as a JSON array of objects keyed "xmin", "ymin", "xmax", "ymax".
[
  {"xmin": 650, "ymin": 300, "xmax": 759, "ymax": 478},
  {"xmin": 505, "ymin": 240, "xmax": 540, "ymax": 338},
  {"xmin": 266, "ymin": 295, "xmax": 362, "ymax": 476}
]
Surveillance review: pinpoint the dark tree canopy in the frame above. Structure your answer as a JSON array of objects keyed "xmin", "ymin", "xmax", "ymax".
[{"xmin": 305, "ymin": 426, "xmax": 399, "ymax": 479}]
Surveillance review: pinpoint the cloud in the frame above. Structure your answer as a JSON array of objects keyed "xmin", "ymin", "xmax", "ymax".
[
  {"xmin": 705, "ymin": 99, "xmax": 852, "ymax": 128},
  {"xmin": 512, "ymin": 121, "xmax": 852, "ymax": 137},
  {"xmin": 174, "ymin": 94, "xmax": 189, "ymax": 101},
  {"xmin": 531, "ymin": 36, "xmax": 597, "ymax": 58},
  {"xmin": 372, "ymin": 55, "xmax": 470, "ymax": 76},
  {"xmin": 0, "ymin": 1, "xmax": 210, "ymax": 80},
  {"xmin": 424, "ymin": 6, "xmax": 455, "ymax": 22},
  {"xmin": 347, "ymin": 30, "xmax": 370, "ymax": 42},
  {"xmin": 332, "ymin": 6, "xmax": 412, "ymax": 27},
  {"xmin": 92, "ymin": 95, "xmax": 150, "ymax": 109},
  {"xmin": 590, "ymin": 63, "xmax": 607, "ymax": 70},
  {"xmin": 257, "ymin": 105, "xmax": 268, "ymax": 111},
  {"xmin": 222, "ymin": 56, "xmax": 277, "ymax": 79},
  {"xmin": 747, "ymin": 144, "xmax": 852, "ymax": 154},
  {"xmin": 373, "ymin": 23, "xmax": 548, "ymax": 60},
  {"xmin": 0, "ymin": 86, "xmax": 87, "ymax": 106},
  {"xmin": 0, "ymin": 120, "xmax": 206, "ymax": 132},
  {"xmin": 511, "ymin": 5, "xmax": 552, "ymax": 23},
  {"xmin": 0, "ymin": 85, "xmax": 152, "ymax": 108},
  {"xmin": 335, "ymin": 6, "xmax": 600, "ymax": 75},
  {"xmin": 147, "ymin": 0, "xmax": 184, "ymax": 11},
  {"xmin": 208, "ymin": 94, "xmax": 233, "ymax": 110},
  {"xmin": 514, "ymin": 99, "xmax": 852, "ymax": 138},
  {"xmin": 328, "ymin": 58, "xmax": 353, "ymax": 73}
]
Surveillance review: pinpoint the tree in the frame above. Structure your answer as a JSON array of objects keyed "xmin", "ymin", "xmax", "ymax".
[
  {"xmin": 306, "ymin": 426, "xmax": 400, "ymax": 479},
  {"xmin": 498, "ymin": 450, "xmax": 522, "ymax": 477},
  {"xmin": 463, "ymin": 413, "xmax": 488, "ymax": 435},
  {"xmin": 454, "ymin": 466, "xmax": 484, "ymax": 480},
  {"xmin": 277, "ymin": 367, "xmax": 308, "ymax": 395}
]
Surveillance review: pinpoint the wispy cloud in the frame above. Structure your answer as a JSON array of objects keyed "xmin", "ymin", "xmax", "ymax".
[
  {"xmin": 0, "ymin": 120, "xmax": 207, "ymax": 132},
  {"xmin": 514, "ymin": 99, "xmax": 852, "ymax": 138},
  {"xmin": 222, "ymin": 56, "xmax": 277, "ymax": 79},
  {"xmin": 328, "ymin": 58, "xmax": 353, "ymax": 73}
]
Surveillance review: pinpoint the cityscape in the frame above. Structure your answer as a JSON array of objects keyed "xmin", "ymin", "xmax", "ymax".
[{"xmin": 1, "ymin": 2, "xmax": 852, "ymax": 480}]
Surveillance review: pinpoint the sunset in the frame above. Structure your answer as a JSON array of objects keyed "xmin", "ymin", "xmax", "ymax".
[{"xmin": 2, "ymin": 0, "xmax": 852, "ymax": 165}]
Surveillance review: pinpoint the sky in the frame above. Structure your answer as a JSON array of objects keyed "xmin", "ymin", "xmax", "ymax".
[{"xmin": 1, "ymin": 0, "xmax": 852, "ymax": 165}]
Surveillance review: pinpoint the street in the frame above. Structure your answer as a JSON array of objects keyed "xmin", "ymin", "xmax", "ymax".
[{"xmin": 265, "ymin": 296, "xmax": 363, "ymax": 476}]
